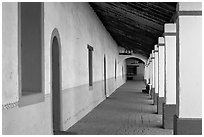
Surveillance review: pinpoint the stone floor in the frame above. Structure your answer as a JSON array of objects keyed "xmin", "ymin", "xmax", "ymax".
[{"xmin": 63, "ymin": 80, "xmax": 173, "ymax": 135}]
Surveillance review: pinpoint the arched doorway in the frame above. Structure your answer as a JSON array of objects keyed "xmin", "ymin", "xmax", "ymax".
[
  {"xmin": 126, "ymin": 57, "xmax": 145, "ymax": 81},
  {"xmin": 104, "ymin": 55, "xmax": 107, "ymax": 98},
  {"xmin": 51, "ymin": 29, "xmax": 61, "ymax": 133}
]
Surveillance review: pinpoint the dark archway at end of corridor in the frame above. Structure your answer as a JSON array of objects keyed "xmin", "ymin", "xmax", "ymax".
[
  {"xmin": 125, "ymin": 57, "xmax": 145, "ymax": 81},
  {"xmin": 51, "ymin": 28, "xmax": 62, "ymax": 134}
]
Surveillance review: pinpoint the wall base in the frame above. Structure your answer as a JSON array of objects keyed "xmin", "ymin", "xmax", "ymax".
[
  {"xmin": 173, "ymin": 115, "xmax": 202, "ymax": 135},
  {"xmin": 162, "ymin": 104, "xmax": 176, "ymax": 129},
  {"xmin": 157, "ymin": 97, "xmax": 165, "ymax": 114},
  {"xmin": 154, "ymin": 93, "xmax": 158, "ymax": 105}
]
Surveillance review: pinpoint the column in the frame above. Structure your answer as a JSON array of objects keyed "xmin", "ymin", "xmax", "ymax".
[
  {"xmin": 145, "ymin": 60, "xmax": 150, "ymax": 94},
  {"xmin": 150, "ymin": 51, "xmax": 155, "ymax": 102},
  {"xmin": 174, "ymin": 2, "xmax": 202, "ymax": 135},
  {"xmin": 147, "ymin": 60, "xmax": 150, "ymax": 84},
  {"xmin": 157, "ymin": 37, "xmax": 165, "ymax": 114},
  {"xmin": 144, "ymin": 65, "xmax": 147, "ymax": 84},
  {"xmin": 151, "ymin": 50, "xmax": 155, "ymax": 89},
  {"xmin": 162, "ymin": 23, "xmax": 176, "ymax": 129},
  {"xmin": 148, "ymin": 56, "xmax": 152, "ymax": 96},
  {"xmin": 144, "ymin": 60, "xmax": 149, "ymax": 85},
  {"xmin": 154, "ymin": 45, "xmax": 159, "ymax": 105}
]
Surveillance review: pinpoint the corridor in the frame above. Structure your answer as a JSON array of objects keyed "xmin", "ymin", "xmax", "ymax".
[
  {"xmin": 2, "ymin": 2, "xmax": 202, "ymax": 135},
  {"xmin": 66, "ymin": 81, "xmax": 173, "ymax": 135}
]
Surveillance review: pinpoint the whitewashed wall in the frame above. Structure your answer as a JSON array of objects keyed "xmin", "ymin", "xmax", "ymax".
[{"xmin": 2, "ymin": 2, "xmax": 126, "ymax": 134}]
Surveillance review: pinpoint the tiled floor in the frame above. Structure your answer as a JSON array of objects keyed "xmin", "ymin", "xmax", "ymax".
[{"xmin": 64, "ymin": 81, "xmax": 173, "ymax": 135}]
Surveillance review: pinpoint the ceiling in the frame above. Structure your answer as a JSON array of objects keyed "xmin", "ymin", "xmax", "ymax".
[{"xmin": 89, "ymin": 2, "xmax": 177, "ymax": 57}]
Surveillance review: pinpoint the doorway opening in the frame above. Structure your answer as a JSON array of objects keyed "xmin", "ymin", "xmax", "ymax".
[
  {"xmin": 104, "ymin": 55, "xmax": 107, "ymax": 98},
  {"xmin": 51, "ymin": 29, "xmax": 61, "ymax": 134},
  {"xmin": 126, "ymin": 57, "xmax": 145, "ymax": 81}
]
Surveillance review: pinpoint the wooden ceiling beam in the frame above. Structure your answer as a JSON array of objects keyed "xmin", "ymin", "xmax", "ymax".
[{"xmin": 89, "ymin": 2, "xmax": 177, "ymax": 57}]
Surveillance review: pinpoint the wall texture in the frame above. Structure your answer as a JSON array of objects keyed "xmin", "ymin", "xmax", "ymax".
[{"xmin": 2, "ymin": 2, "xmax": 126, "ymax": 134}]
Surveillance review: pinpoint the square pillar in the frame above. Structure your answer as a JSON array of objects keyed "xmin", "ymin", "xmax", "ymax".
[
  {"xmin": 154, "ymin": 46, "xmax": 159, "ymax": 106},
  {"xmin": 157, "ymin": 37, "xmax": 165, "ymax": 114},
  {"xmin": 145, "ymin": 59, "xmax": 150, "ymax": 85},
  {"xmin": 144, "ymin": 66, "xmax": 146, "ymax": 83},
  {"xmin": 151, "ymin": 50, "xmax": 155, "ymax": 89},
  {"xmin": 147, "ymin": 58, "xmax": 152, "ymax": 95},
  {"xmin": 145, "ymin": 61, "xmax": 150, "ymax": 94},
  {"xmin": 162, "ymin": 23, "xmax": 177, "ymax": 129},
  {"xmin": 147, "ymin": 63, "xmax": 150, "ymax": 85},
  {"xmin": 151, "ymin": 50, "xmax": 156, "ymax": 105},
  {"xmin": 144, "ymin": 65, "xmax": 148, "ymax": 84},
  {"xmin": 174, "ymin": 2, "xmax": 202, "ymax": 135},
  {"xmin": 149, "ymin": 54, "xmax": 153, "ymax": 98},
  {"xmin": 149, "ymin": 54, "xmax": 152, "ymax": 85}
]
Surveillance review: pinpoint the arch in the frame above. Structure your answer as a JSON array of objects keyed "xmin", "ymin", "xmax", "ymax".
[
  {"xmin": 125, "ymin": 57, "xmax": 145, "ymax": 64},
  {"xmin": 125, "ymin": 56, "xmax": 146, "ymax": 81},
  {"xmin": 118, "ymin": 53, "xmax": 148, "ymax": 65},
  {"xmin": 50, "ymin": 28, "xmax": 62, "ymax": 133}
]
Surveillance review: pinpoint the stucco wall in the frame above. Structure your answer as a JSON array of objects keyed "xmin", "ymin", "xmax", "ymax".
[
  {"xmin": 2, "ymin": 2, "xmax": 126, "ymax": 134},
  {"xmin": 2, "ymin": 2, "xmax": 18, "ymax": 106}
]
